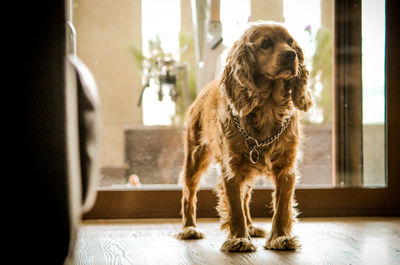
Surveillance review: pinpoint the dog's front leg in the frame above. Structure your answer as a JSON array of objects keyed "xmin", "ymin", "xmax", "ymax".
[
  {"xmin": 265, "ymin": 170, "xmax": 301, "ymax": 250},
  {"xmin": 220, "ymin": 174, "xmax": 256, "ymax": 252}
]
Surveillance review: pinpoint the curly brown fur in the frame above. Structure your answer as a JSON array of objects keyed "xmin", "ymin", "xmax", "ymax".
[{"xmin": 176, "ymin": 22, "xmax": 312, "ymax": 252}]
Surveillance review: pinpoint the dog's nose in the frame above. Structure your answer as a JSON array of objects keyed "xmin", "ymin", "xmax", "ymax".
[{"xmin": 282, "ymin": 50, "xmax": 296, "ymax": 63}]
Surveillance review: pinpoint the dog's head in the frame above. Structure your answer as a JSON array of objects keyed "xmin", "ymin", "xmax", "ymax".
[
  {"xmin": 220, "ymin": 22, "xmax": 308, "ymax": 116},
  {"xmin": 253, "ymin": 23, "xmax": 301, "ymax": 80}
]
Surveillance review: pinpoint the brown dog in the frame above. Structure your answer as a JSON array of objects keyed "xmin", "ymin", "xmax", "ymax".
[{"xmin": 175, "ymin": 22, "xmax": 312, "ymax": 252}]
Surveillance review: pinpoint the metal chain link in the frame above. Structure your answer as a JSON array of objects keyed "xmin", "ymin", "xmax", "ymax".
[{"xmin": 232, "ymin": 113, "xmax": 293, "ymax": 164}]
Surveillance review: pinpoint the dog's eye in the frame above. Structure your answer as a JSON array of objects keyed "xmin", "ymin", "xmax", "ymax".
[
  {"xmin": 261, "ymin": 38, "xmax": 273, "ymax": 49},
  {"xmin": 287, "ymin": 38, "xmax": 294, "ymax": 47}
]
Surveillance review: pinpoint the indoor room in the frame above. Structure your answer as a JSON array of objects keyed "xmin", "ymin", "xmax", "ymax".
[{"xmin": 22, "ymin": 0, "xmax": 399, "ymax": 264}]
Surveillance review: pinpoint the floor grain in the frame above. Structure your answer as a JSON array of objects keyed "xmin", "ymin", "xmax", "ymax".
[{"xmin": 73, "ymin": 217, "xmax": 400, "ymax": 265}]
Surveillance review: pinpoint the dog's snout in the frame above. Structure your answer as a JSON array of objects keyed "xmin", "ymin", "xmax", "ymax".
[{"xmin": 282, "ymin": 50, "xmax": 296, "ymax": 63}]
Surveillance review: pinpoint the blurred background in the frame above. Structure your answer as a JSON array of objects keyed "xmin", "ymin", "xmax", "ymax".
[{"xmin": 72, "ymin": 0, "xmax": 385, "ymax": 188}]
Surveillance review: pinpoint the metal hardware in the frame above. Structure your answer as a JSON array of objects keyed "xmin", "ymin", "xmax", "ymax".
[
  {"xmin": 66, "ymin": 21, "xmax": 76, "ymax": 55},
  {"xmin": 249, "ymin": 148, "xmax": 260, "ymax": 164},
  {"xmin": 232, "ymin": 112, "xmax": 293, "ymax": 164}
]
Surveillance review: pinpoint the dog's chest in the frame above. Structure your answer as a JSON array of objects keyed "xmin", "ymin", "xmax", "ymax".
[{"xmin": 248, "ymin": 147, "xmax": 274, "ymax": 175}]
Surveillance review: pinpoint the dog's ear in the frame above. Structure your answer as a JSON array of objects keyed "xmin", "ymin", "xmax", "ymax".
[
  {"xmin": 289, "ymin": 41, "xmax": 313, "ymax": 112},
  {"xmin": 220, "ymin": 36, "xmax": 259, "ymax": 117}
]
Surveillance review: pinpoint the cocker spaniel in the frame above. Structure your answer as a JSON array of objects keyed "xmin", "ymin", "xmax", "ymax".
[{"xmin": 175, "ymin": 22, "xmax": 312, "ymax": 252}]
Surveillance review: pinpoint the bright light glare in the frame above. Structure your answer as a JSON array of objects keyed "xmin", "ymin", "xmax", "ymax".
[
  {"xmin": 362, "ymin": 0, "xmax": 385, "ymax": 124},
  {"xmin": 141, "ymin": 0, "xmax": 180, "ymax": 126}
]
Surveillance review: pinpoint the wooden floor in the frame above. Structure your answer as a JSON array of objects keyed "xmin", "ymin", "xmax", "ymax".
[{"xmin": 73, "ymin": 217, "xmax": 400, "ymax": 265}]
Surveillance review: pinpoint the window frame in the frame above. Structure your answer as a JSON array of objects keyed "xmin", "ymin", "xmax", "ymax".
[
  {"xmin": 334, "ymin": 0, "xmax": 363, "ymax": 186},
  {"xmin": 83, "ymin": 0, "xmax": 400, "ymax": 219}
]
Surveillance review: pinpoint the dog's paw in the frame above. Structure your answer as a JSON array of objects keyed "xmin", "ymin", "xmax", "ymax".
[
  {"xmin": 248, "ymin": 225, "xmax": 267, "ymax": 237},
  {"xmin": 221, "ymin": 237, "xmax": 256, "ymax": 252},
  {"xmin": 264, "ymin": 235, "xmax": 301, "ymax": 251},
  {"xmin": 174, "ymin": 226, "xmax": 205, "ymax": 240}
]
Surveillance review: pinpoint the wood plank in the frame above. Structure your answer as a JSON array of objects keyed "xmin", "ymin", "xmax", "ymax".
[
  {"xmin": 83, "ymin": 186, "xmax": 400, "ymax": 219},
  {"xmin": 73, "ymin": 218, "xmax": 400, "ymax": 265}
]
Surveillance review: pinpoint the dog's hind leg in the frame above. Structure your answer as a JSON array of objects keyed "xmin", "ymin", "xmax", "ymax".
[
  {"xmin": 243, "ymin": 185, "xmax": 267, "ymax": 237},
  {"xmin": 175, "ymin": 142, "xmax": 210, "ymax": 240}
]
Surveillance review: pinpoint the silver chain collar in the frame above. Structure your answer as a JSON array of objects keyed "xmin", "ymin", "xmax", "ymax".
[{"xmin": 231, "ymin": 113, "xmax": 293, "ymax": 164}]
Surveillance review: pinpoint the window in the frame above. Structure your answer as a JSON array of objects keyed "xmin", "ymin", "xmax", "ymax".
[
  {"xmin": 71, "ymin": 0, "xmax": 399, "ymax": 219},
  {"xmin": 361, "ymin": 0, "xmax": 385, "ymax": 186}
]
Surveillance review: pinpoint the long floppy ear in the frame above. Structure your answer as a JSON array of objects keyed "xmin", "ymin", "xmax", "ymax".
[
  {"xmin": 289, "ymin": 42, "xmax": 313, "ymax": 112},
  {"xmin": 220, "ymin": 35, "xmax": 259, "ymax": 117}
]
